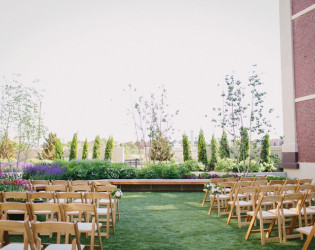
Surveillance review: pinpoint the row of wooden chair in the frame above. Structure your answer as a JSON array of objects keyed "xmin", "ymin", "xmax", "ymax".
[
  {"xmin": 0, "ymin": 201, "xmax": 105, "ymax": 249},
  {"xmin": 202, "ymin": 178, "xmax": 313, "ymax": 207},
  {"xmin": 30, "ymin": 180, "xmax": 112, "ymax": 191},
  {"xmin": 0, "ymin": 220, "xmax": 83, "ymax": 250}
]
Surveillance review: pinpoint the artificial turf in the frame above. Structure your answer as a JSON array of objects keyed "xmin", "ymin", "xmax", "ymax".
[{"xmin": 11, "ymin": 191, "xmax": 315, "ymax": 249}]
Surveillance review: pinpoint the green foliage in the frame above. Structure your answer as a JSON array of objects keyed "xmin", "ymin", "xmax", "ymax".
[
  {"xmin": 82, "ymin": 139, "xmax": 89, "ymax": 160},
  {"xmin": 39, "ymin": 133, "xmax": 57, "ymax": 160},
  {"xmin": 69, "ymin": 133, "xmax": 78, "ymax": 161},
  {"xmin": 270, "ymin": 153, "xmax": 281, "ymax": 168},
  {"xmin": 136, "ymin": 168, "xmax": 157, "ymax": 179},
  {"xmin": 209, "ymin": 135, "xmax": 218, "ymax": 170},
  {"xmin": 260, "ymin": 134, "xmax": 271, "ymax": 163},
  {"xmin": 104, "ymin": 136, "xmax": 114, "ymax": 161},
  {"xmin": 234, "ymin": 159, "xmax": 262, "ymax": 173},
  {"xmin": 54, "ymin": 138, "xmax": 64, "ymax": 160},
  {"xmin": 239, "ymin": 127, "xmax": 249, "ymax": 161},
  {"xmin": 161, "ymin": 165, "xmax": 181, "ymax": 179},
  {"xmin": 260, "ymin": 162, "xmax": 276, "ymax": 172},
  {"xmin": 150, "ymin": 133, "xmax": 173, "ymax": 162},
  {"xmin": 266, "ymin": 175, "xmax": 288, "ymax": 181},
  {"xmin": 219, "ymin": 130, "xmax": 230, "ymax": 159},
  {"xmin": 92, "ymin": 135, "xmax": 101, "ymax": 159},
  {"xmin": 197, "ymin": 129, "xmax": 207, "ymax": 166},
  {"xmin": 181, "ymin": 160, "xmax": 205, "ymax": 171},
  {"xmin": 215, "ymin": 158, "xmax": 236, "ymax": 172},
  {"xmin": 182, "ymin": 134, "xmax": 192, "ymax": 162},
  {"xmin": 0, "ymin": 134, "xmax": 16, "ymax": 159}
]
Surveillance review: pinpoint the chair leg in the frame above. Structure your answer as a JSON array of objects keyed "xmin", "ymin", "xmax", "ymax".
[
  {"xmin": 208, "ymin": 196, "xmax": 215, "ymax": 215},
  {"xmin": 202, "ymin": 190, "xmax": 209, "ymax": 206},
  {"xmin": 227, "ymin": 203, "xmax": 235, "ymax": 225},
  {"xmin": 245, "ymin": 216, "xmax": 255, "ymax": 240},
  {"xmin": 260, "ymin": 217, "xmax": 265, "ymax": 245}
]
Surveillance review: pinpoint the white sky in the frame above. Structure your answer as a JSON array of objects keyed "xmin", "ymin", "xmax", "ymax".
[{"xmin": 0, "ymin": 0, "xmax": 283, "ymax": 143}]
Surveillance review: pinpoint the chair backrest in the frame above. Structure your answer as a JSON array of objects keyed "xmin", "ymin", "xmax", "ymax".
[
  {"xmin": 95, "ymin": 185, "xmax": 117, "ymax": 192},
  {"xmin": 2, "ymin": 191, "xmax": 28, "ymax": 201},
  {"xmin": 255, "ymin": 194, "xmax": 283, "ymax": 215},
  {"xmin": 219, "ymin": 182, "xmax": 236, "ymax": 195},
  {"xmin": 254, "ymin": 176, "xmax": 267, "ymax": 180},
  {"xmin": 51, "ymin": 180, "xmax": 69, "ymax": 186},
  {"xmin": 269, "ymin": 180, "xmax": 286, "ymax": 186},
  {"xmin": 0, "ymin": 220, "xmax": 35, "ymax": 250},
  {"xmin": 278, "ymin": 184, "xmax": 297, "ymax": 194},
  {"xmin": 210, "ymin": 178, "xmax": 225, "ymax": 184},
  {"xmin": 223, "ymin": 178, "xmax": 239, "ymax": 182},
  {"xmin": 32, "ymin": 221, "xmax": 82, "ymax": 250},
  {"xmin": 46, "ymin": 185, "xmax": 68, "ymax": 192},
  {"xmin": 92, "ymin": 180, "xmax": 111, "ymax": 187},
  {"xmin": 284, "ymin": 179, "xmax": 299, "ymax": 185},
  {"xmin": 281, "ymin": 193, "xmax": 306, "ymax": 213},
  {"xmin": 71, "ymin": 180, "xmax": 90, "ymax": 186},
  {"xmin": 29, "ymin": 203, "xmax": 63, "ymax": 221},
  {"xmin": 299, "ymin": 179, "xmax": 312, "ymax": 185},
  {"xmin": 251, "ymin": 180, "xmax": 268, "ymax": 187},
  {"xmin": 0, "ymin": 202, "xmax": 29, "ymax": 220},
  {"xmin": 237, "ymin": 186, "xmax": 257, "ymax": 197},
  {"xmin": 297, "ymin": 184, "xmax": 314, "ymax": 193},
  {"xmin": 27, "ymin": 192, "xmax": 55, "ymax": 203},
  {"xmin": 62, "ymin": 203, "xmax": 97, "ymax": 222},
  {"xmin": 240, "ymin": 177, "xmax": 255, "ymax": 181},
  {"xmin": 55, "ymin": 192, "xmax": 83, "ymax": 204},
  {"xmin": 85, "ymin": 192, "xmax": 112, "ymax": 208},
  {"xmin": 235, "ymin": 181, "xmax": 252, "ymax": 188},
  {"xmin": 70, "ymin": 185, "xmax": 92, "ymax": 192},
  {"xmin": 32, "ymin": 180, "xmax": 50, "ymax": 185}
]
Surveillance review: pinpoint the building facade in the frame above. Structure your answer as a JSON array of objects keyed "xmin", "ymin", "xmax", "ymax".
[{"xmin": 279, "ymin": 0, "xmax": 315, "ymax": 179}]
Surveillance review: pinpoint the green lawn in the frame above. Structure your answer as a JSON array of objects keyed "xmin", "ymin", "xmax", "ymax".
[
  {"xmin": 11, "ymin": 192, "xmax": 315, "ymax": 249},
  {"xmin": 103, "ymin": 192, "xmax": 314, "ymax": 249}
]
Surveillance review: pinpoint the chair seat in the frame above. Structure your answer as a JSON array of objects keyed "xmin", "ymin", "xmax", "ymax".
[
  {"xmin": 269, "ymin": 208, "xmax": 298, "ymax": 216},
  {"xmin": 210, "ymin": 194, "xmax": 229, "ymax": 199},
  {"xmin": 247, "ymin": 210, "xmax": 277, "ymax": 219},
  {"xmin": 34, "ymin": 210, "xmax": 53, "ymax": 215},
  {"xmin": 309, "ymin": 206, "xmax": 315, "ymax": 210},
  {"xmin": 45, "ymin": 244, "xmax": 85, "ymax": 250},
  {"xmin": 97, "ymin": 208, "xmax": 110, "ymax": 214},
  {"xmin": 297, "ymin": 226, "xmax": 313, "ymax": 235},
  {"xmin": 2, "ymin": 243, "xmax": 28, "ymax": 250},
  {"xmin": 228, "ymin": 200, "xmax": 252, "ymax": 206},
  {"xmin": 301, "ymin": 207, "xmax": 315, "ymax": 215},
  {"xmin": 99, "ymin": 199, "xmax": 115, "ymax": 203},
  {"xmin": 256, "ymin": 200, "xmax": 273, "ymax": 206},
  {"xmin": 77, "ymin": 222, "xmax": 102, "ymax": 232}
]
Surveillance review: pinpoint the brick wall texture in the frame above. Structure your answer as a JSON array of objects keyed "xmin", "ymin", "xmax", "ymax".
[{"xmin": 292, "ymin": 1, "xmax": 315, "ymax": 162}]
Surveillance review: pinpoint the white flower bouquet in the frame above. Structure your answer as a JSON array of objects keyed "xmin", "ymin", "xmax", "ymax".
[
  {"xmin": 111, "ymin": 189, "xmax": 123, "ymax": 199},
  {"xmin": 204, "ymin": 182, "xmax": 222, "ymax": 194}
]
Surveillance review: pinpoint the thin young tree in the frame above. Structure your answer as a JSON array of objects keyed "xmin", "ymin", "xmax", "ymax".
[
  {"xmin": 104, "ymin": 136, "xmax": 114, "ymax": 161},
  {"xmin": 82, "ymin": 138, "xmax": 89, "ymax": 160},
  {"xmin": 239, "ymin": 127, "xmax": 249, "ymax": 166},
  {"xmin": 182, "ymin": 133, "xmax": 192, "ymax": 162},
  {"xmin": 92, "ymin": 135, "xmax": 101, "ymax": 159},
  {"xmin": 209, "ymin": 134, "xmax": 219, "ymax": 170},
  {"xmin": 260, "ymin": 134, "xmax": 271, "ymax": 163},
  {"xmin": 69, "ymin": 133, "xmax": 78, "ymax": 160},
  {"xmin": 219, "ymin": 130, "xmax": 230, "ymax": 159},
  {"xmin": 54, "ymin": 137, "xmax": 64, "ymax": 160},
  {"xmin": 197, "ymin": 129, "xmax": 208, "ymax": 166}
]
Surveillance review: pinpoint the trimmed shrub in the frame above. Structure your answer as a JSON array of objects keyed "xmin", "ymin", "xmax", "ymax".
[
  {"xmin": 82, "ymin": 139, "xmax": 89, "ymax": 160},
  {"xmin": 209, "ymin": 135, "xmax": 218, "ymax": 170},
  {"xmin": 197, "ymin": 129, "xmax": 207, "ymax": 166},
  {"xmin": 104, "ymin": 136, "xmax": 114, "ymax": 161},
  {"xmin": 55, "ymin": 138, "xmax": 64, "ymax": 160},
  {"xmin": 219, "ymin": 130, "xmax": 230, "ymax": 159},
  {"xmin": 92, "ymin": 135, "xmax": 101, "ymax": 159},
  {"xmin": 215, "ymin": 158, "xmax": 236, "ymax": 172},
  {"xmin": 161, "ymin": 165, "xmax": 181, "ymax": 179},
  {"xmin": 182, "ymin": 134, "xmax": 192, "ymax": 162},
  {"xmin": 181, "ymin": 160, "xmax": 205, "ymax": 171},
  {"xmin": 260, "ymin": 134, "xmax": 271, "ymax": 163},
  {"xmin": 69, "ymin": 133, "xmax": 78, "ymax": 160}
]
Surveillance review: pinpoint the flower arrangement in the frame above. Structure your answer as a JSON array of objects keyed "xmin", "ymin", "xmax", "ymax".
[
  {"xmin": 0, "ymin": 177, "xmax": 30, "ymax": 192},
  {"xmin": 111, "ymin": 189, "xmax": 123, "ymax": 199},
  {"xmin": 204, "ymin": 182, "xmax": 222, "ymax": 194}
]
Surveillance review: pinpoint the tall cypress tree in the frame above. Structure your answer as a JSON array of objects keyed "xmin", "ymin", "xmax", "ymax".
[
  {"xmin": 82, "ymin": 138, "xmax": 89, "ymax": 160},
  {"xmin": 54, "ymin": 137, "xmax": 64, "ymax": 159},
  {"xmin": 219, "ymin": 129, "xmax": 230, "ymax": 159},
  {"xmin": 182, "ymin": 133, "xmax": 192, "ymax": 162},
  {"xmin": 209, "ymin": 134, "xmax": 218, "ymax": 170},
  {"xmin": 197, "ymin": 129, "xmax": 208, "ymax": 166},
  {"xmin": 104, "ymin": 136, "xmax": 114, "ymax": 161},
  {"xmin": 239, "ymin": 127, "xmax": 249, "ymax": 161},
  {"xmin": 92, "ymin": 135, "xmax": 101, "ymax": 159},
  {"xmin": 69, "ymin": 133, "xmax": 78, "ymax": 160},
  {"xmin": 260, "ymin": 134, "xmax": 271, "ymax": 163}
]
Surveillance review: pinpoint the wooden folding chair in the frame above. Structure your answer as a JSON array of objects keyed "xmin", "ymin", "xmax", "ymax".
[
  {"xmin": 95, "ymin": 185, "xmax": 120, "ymax": 221},
  {"xmin": 0, "ymin": 220, "xmax": 35, "ymax": 250},
  {"xmin": 29, "ymin": 202, "xmax": 63, "ymax": 222},
  {"xmin": 27, "ymin": 191, "xmax": 55, "ymax": 203},
  {"xmin": 56, "ymin": 192, "xmax": 84, "ymax": 204},
  {"xmin": 51, "ymin": 180, "xmax": 69, "ymax": 188},
  {"xmin": 208, "ymin": 182, "xmax": 235, "ymax": 216},
  {"xmin": 85, "ymin": 192, "xmax": 115, "ymax": 239},
  {"xmin": 70, "ymin": 185, "xmax": 92, "ymax": 193},
  {"xmin": 245, "ymin": 194, "xmax": 283, "ymax": 245},
  {"xmin": 32, "ymin": 221, "xmax": 83, "ymax": 250},
  {"xmin": 298, "ymin": 184, "xmax": 314, "ymax": 193},
  {"xmin": 240, "ymin": 177, "xmax": 255, "ymax": 182},
  {"xmin": 227, "ymin": 186, "xmax": 257, "ymax": 228},
  {"xmin": 62, "ymin": 203, "xmax": 102, "ymax": 249},
  {"xmin": 254, "ymin": 185, "xmax": 279, "ymax": 208},
  {"xmin": 277, "ymin": 193, "xmax": 306, "ymax": 242},
  {"xmin": 46, "ymin": 185, "xmax": 68, "ymax": 193},
  {"xmin": 2, "ymin": 191, "xmax": 27, "ymax": 202},
  {"xmin": 31, "ymin": 180, "xmax": 50, "ymax": 191},
  {"xmin": 269, "ymin": 180, "xmax": 286, "ymax": 186},
  {"xmin": 284, "ymin": 179, "xmax": 299, "ymax": 185},
  {"xmin": 297, "ymin": 220, "xmax": 315, "ymax": 250},
  {"xmin": 92, "ymin": 180, "xmax": 111, "ymax": 191},
  {"xmin": 0, "ymin": 202, "xmax": 29, "ymax": 220},
  {"xmin": 301, "ymin": 192, "xmax": 315, "ymax": 227}
]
